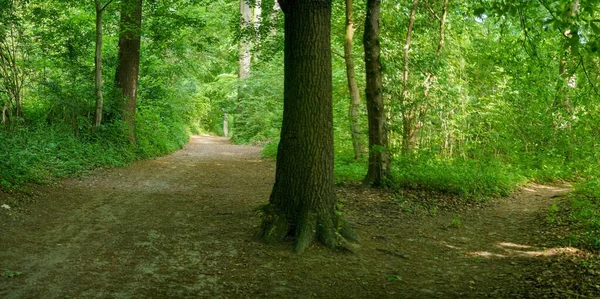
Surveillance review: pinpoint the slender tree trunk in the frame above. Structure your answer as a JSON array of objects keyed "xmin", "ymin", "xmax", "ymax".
[
  {"xmin": 400, "ymin": 0, "xmax": 419, "ymax": 153},
  {"xmin": 223, "ymin": 113, "xmax": 229, "ymax": 137},
  {"xmin": 268, "ymin": 1, "xmax": 281, "ymax": 37},
  {"xmin": 239, "ymin": 0, "xmax": 252, "ymax": 80},
  {"xmin": 253, "ymin": 0, "xmax": 262, "ymax": 44},
  {"xmin": 344, "ymin": 0, "xmax": 365, "ymax": 160},
  {"xmin": 0, "ymin": 26, "xmax": 24, "ymax": 121},
  {"xmin": 363, "ymin": 0, "xmax": 390, "ymax": 187},
  {"xmin": 1, "ymin": 104, "xmax": 7, "ymax": 125},
  {"xmin": 436, "ymin": 0, "xmax": 449, "ymax": 55},
  {"xmin": 114, "ymin": 0, "xmax": 142, "ymax": 144},
  {"xmin": 259, "ymin": 0, "xmax": 358, "ymax": 254},
  {"xmin": 93, "ymin": 0, "xmax": 105, "ymax": 128}
]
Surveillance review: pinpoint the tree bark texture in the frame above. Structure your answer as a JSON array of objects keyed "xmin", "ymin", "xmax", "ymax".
[
  {"xmin": 344, "ymin": 0, "xmax": 365, "ymax": 160},
  {"xmin": 114, "ymin": 0, "xmax": 142, "ymax": 144},
  {"xmin": 362, "ymin": 0, "xmax": 390, "ymax": 187},
  {"xmin": 259, "ymin": 0, "xmax": 358, "ymax": 253}
]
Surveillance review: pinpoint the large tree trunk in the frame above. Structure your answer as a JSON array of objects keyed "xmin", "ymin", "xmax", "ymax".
[
  {"xmin": 344, "ymin": 0, "xmax": 365, "ymax": 160},
  {"xmin": 114, "ymin": 0, "xmax": 142, "ymax": 144},
  {"xmin": 362, "ymin": 0, "xmax": 390, "ymax": 187},
  {"xmin": 259, "ymin": 0, "xmax": 358, "ymax": 254}
]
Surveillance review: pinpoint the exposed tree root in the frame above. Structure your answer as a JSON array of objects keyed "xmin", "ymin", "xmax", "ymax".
[{"xmin": 258, "ymin": 204, "xmax": 360, "ymax": 254}]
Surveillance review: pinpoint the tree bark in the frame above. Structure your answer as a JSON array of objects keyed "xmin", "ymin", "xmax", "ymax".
[
  {"xmin": 239, "ymin": 0, "xmax": 252, "ymax": 80},
  {"xmin": 253, "ymin": 0, "xmax": 262, "ymax": 46},
  {"xmin": 114, "ymin": 0, "xmax": 142, "ymax": 144},
  {"xmin": 344, "ymin": 0, "xmax": 365, "ymax": 160},
  {"xmin": 259, "ymin": 0, "xmax": 358, "ymax": 253},
  {"xmin": 93, "ymin": 0, "xmax": 106, "ymax": 128},
  {"xmin": 362, "ymin": 0, "xmax": 390, "ymax": 187}
]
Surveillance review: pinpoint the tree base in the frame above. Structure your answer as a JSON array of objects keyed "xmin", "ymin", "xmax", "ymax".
[{"xmin": 258, "ymin": 204, "xmax": 360, "ymax": 253}]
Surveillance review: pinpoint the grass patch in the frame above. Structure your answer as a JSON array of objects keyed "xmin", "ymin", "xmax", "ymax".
[{"xmin": 391, "ymin": 156, "xmax": 527, "ymax": 200}]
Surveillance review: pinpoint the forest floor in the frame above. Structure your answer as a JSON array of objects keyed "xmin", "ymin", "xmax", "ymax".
[{"xmin": 1, "ymin": 136, "xmax": 599, "ymax": 298}]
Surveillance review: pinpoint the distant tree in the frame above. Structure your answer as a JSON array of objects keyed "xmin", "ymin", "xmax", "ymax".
[
  {"xmin": 258, "ymin": 0, "xmax": 358, "ymax": 253},
  {"xmin": 115, "ymin": 0, "xmax": 142, "ymax": 143},
  {"xmin": 344, "ymin": 0, "xmax": 365, "ymax": 160},
  {"xmin": 363, "ymin": 0, "xmax": 390, "ymax": 187},
  {"xmin": 0, "ymin": 0, "xmax": 25, "ymax": 124}
]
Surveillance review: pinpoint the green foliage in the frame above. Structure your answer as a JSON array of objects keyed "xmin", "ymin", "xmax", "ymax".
[
  {"xmin": 567, "ymin": 178, "xmax": 600, "ymax": 249},
  {"xmin": 450, "ymin": 214, "xmax": 463, "ymax": 228},
  {"xmin": 0, "ymin": 125, "xmax": 135, "ymax": 189},
  {"xmin": 547, "ymin": 203, "xmax": 560, "ymax": 224},
  {"xmin": 2, "ymin": 269, "xmax": 23, "ymax": 278},
  {"xmin": 232, "ymin": 57, "xmax": 284, "ymax": 144},
  {"xmin": 391, "ymin": 156, "xmax": 526, "ymax": 199},
  {"xmin": 261, "ymin": 139, "xmax": 279, "ymax": 159}
]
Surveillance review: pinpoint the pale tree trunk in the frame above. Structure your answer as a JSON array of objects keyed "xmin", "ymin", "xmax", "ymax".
[
  {"xmin": 253, "ymin": 0, "xmax": 262, "ymax": 42},
  {"xmin": 363, "ymin": 0, "xmax": 390, "ymax": 187},
  {"xmin": 114, "ymin": 0, "xmax": 142, "ymax": 144},
  {"xmin": 259, "ymin": 0, "xmax": 358, "ymax": 253},
  {"xmin": 1, "ymin": 104, "xmax": 7, "ymax": 125},
  {"xmin": 268, "ymin": 1, "xmax": 281, "ymax": 37},
  {"xmin": 223, "ymin": 113, "xmax": 229, "ymax": 137},
  {"xmin": 400, "ymin": 0, "xmax": 419, "ymax": 153},
  {"xmin": 93, "ymin": 0, "xmax": 113, "ymax": 128},
  {"xmin": 344, "ymin": 0, "xmax": 365, "ymax": 160},
  {"xmin": 238, "ymin": 0, "xmax": 252, "ymax": 80}
]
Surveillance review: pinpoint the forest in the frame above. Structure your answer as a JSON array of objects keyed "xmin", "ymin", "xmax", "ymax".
[{"xmin": 1, "ymin": 0, "xmax": 600, "ymax": 297}]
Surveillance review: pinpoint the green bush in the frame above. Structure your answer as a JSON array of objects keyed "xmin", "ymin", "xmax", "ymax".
[
  {"xmin": 391, "ymin": 156, "xmax": 526, "ymax": 199},
  {"xmin": 0, "ymin": 125, "xmax": 136, "ymax": 189},
  {"xmin": 567, "ymin": 178, "xmax": 600, "ymax": 249}
]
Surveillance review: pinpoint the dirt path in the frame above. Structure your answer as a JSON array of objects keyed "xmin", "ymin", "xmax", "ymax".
[{"xmin": 0, "ymin": 136, "xmax": 585, "ymax": 298}]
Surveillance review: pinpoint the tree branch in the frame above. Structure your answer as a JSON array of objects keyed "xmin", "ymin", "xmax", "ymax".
[
  {"xmin": 101, "ymin": 0, "xmax": 115, "ymax": 12},
  {"xmin": 578, "ymin": 52, "xmax": 600, "ymax": 97}
]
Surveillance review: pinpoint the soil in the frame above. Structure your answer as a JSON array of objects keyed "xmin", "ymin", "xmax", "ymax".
[{"xmin": 1, "ymin": 135, "xmax": 598, "ymax": 298}]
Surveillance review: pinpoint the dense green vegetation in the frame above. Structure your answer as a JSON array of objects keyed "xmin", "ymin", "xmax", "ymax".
[{"xmin": 1, "ymin": 1, "xmax": 598, "ymax": 246}]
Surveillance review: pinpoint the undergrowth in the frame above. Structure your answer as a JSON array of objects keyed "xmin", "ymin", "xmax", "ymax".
[
  {"xmin": 262, "ymin": 141, "xmax": 527, "ymax": 199},
  {"xmin": 564, "ymin": 178, "xmax": 600, "ymax": 250},
  {"xmin": 0, "ymin": 117, "xmax": 189, "ymax": 191},
  {"xmin": 391, "ymin": 156, "xmax": 526, "ymax": 199}
]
